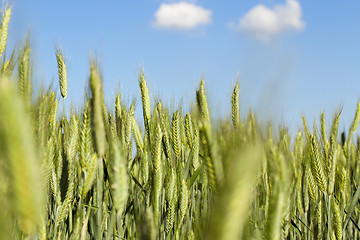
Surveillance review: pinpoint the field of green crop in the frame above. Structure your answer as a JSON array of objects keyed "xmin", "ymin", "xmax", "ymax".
[{"xmin": 1, "ymin": 5, "xmax": 360, "ymax": 240}]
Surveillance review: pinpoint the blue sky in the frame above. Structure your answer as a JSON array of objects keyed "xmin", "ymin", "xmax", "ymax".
[{"xmin": 7, "ymin": 0, "xmax": 360, "ymax": 133}]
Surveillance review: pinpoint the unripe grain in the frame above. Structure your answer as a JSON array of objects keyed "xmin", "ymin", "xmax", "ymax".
[{"xmin": 55, "ymin": 48, "xmax": 67, "ymax": 99}]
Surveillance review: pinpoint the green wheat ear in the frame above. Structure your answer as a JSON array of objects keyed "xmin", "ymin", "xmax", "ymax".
[
  {"xmin": 139, "ymin": 70, "xmax": 151, "ymax": 139},
  {"xmin": 330, "ymin": 110, "xmax": 341, "ymax": 140},
  {"xmin": 231, "ymin": 81, "xmax": 240, "ymax": 129},
  {"xmin": 185, "ymin": 113, "xmax": 194, "ymax": 147},
  {"xmin": 165, "ymin": 166, "xmax": 177, "ymax": 234},
  {"xmin": 179, "ymin": 178, "xmax": 189, "ymax": 227},
  {"xmin": 152, "ymin": 124, "xmax": 163, "ymax": 222},
  {"xmin": 1, "ymin": 48, "xmax": 16, "ymax": 76},
  {"xmin": 200, "ymin": 121, "xmax": 224, "ymax": 190},
  {"xmin": 82, "ymin": 153, "xmax": 97, "ymax": 198},
  {"xmin": 347, "ymin": 102, "xmax": 360, "ymax": 146},
  {"xmin": 309, "ymin": 134, "xmax": 327, "ymax": 193},
  {"xmin": 110, "ymin": 141, "xmax": 129, "ymax": 217},
  {"xmin": 156, "ymin": 101, "xmax": 171, "ymax": 160},
  {"xmin": 171, "ymin": 110, "xmax": 181, "ymax": 159},
  {"xmin": 0, "ymin": 77, "xmax": 43, "ymax": 234},
  {"xmin": 320, "ymin": 111, "xmax": 327, "ymax": 143},
  {"xmin": 196, "ymin": 78, "xmax": 211, "ymax": 125},
  {"xmin": 209, "ymin": 145, "xmax": 261, "ymax": 240},
  {"xmin": 55, "ymin": 47, "xmax": 67, "ymax": 99},
  {"xmin": 18, "ymin": 37, "xmax": 31, "ymax": 103},
  {"xmin": 331, "ymin": 197, "xmax": 342, "ymax": 240},
  {"xmin": 0, "ymin": 5, "xmax": 11, "ymax": 58},
  {"xmin": 89, "ymin": 61, "xmax": 106, "ymax": 157},
  {"xmin": 132, "ymin": 115, "xmax": 144, "ymax": 152}
]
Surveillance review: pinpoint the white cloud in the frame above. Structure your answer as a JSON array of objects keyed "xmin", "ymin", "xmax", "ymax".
[
  {"xmin": 154, "ymin": 2, "xmax": 212, "ymax": 30},
  {"xmin": 237, "ymin": 0, "xmax": 305, "ymax": 42}
]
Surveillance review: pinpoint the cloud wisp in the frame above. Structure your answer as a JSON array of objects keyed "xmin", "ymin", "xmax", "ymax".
[
  {"xmin": 154, "ymin": 2, "xmax": 212, "ymax": 30},
  {"xmin": 235, "ymin": 0, "xmax": 305, "ymax": 42}
]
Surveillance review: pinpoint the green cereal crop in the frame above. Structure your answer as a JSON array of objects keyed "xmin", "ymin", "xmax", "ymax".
[{"xmin": 1, "ymin": 4, "xmax": 360, "ymax": 240}]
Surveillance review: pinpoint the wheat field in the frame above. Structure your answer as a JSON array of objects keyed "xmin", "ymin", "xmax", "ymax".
[{"xmin": 0, "ymin": 5, "xmax": 360, "ymax": 240}]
